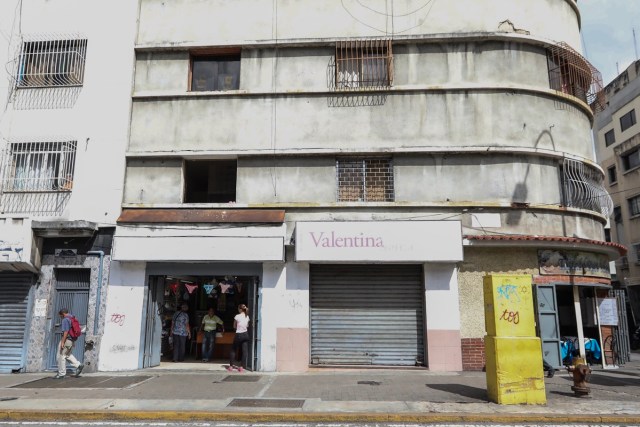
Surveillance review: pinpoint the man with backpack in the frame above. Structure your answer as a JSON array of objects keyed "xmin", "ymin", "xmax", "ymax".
[{"xmin": 55, "ymin": 308, "xmax": 84, "ymax": 379}]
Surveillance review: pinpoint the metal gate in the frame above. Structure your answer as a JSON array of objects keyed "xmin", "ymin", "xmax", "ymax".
[
  {"xmin": 310, "ymin": 264, "xmax": 424, "ymax": 366},
  {"xmin": 534, "ymin": 284, "xmax": 562, "ymax": 368},
  {"xmin": 608, "ymin": 288, "xmax": 630, "ymax": 366},
  {"xmin": 47, "ymin": 269, "xmax": 90, "ymax": 370},
  {"xmin": 0, "ymin": 273, "xmax": 34, "ymax": 373},
  {"xmin": 142, "ymin": 276, "xmax": 164, "ymax": 368}
]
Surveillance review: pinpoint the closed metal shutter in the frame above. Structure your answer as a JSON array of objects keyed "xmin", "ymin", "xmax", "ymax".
[
  {"xmin": 310, "ymin": 264, "xmax": 424, "ymax": 366},
  {"xmin": 0, "ymin": 273, "xmax": 34, "ymax": 373}
]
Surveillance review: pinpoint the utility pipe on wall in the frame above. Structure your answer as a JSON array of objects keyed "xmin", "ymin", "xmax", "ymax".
[{"xmin": 87, "ymin": 250, "xmax": 104, "ymax": 335}]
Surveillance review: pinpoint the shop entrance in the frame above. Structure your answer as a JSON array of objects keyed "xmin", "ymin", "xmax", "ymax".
[
  {"xmin": 143, "ymin": 274, "xmax": 259, "ymax": 370},
  {"xmin": 310, "ymin": 264, "xmax": 425, "ymax": 367}
]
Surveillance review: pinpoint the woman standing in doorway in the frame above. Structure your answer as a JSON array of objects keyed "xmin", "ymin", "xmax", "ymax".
[{"xmin": 228, "ymin": 304, "xmax": 250, "ymax": 372}]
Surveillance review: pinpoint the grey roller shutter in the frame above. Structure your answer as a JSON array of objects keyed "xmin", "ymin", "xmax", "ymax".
[
  {"xmin": 0, "ymin": 273, "xmax": 34, "ymax": 373},
  {"xmin": 310, "ymin": 264, "xmax": 424, "ymax": 366}
]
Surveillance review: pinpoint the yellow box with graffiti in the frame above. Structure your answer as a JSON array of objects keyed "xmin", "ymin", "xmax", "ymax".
[
  {"xmin": 483, "ymin": 274, "xmax": 536, "ymax": 337},
  {"xmin": 485, "ymin": 336, "xmax": 546, "ymax": 405}
]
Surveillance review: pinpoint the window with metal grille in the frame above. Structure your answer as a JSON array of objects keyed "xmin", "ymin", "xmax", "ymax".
[
  {"xmin": 620, "ymin": 109, "xmax": 637, "ymax": 132},
  {"xmin": 547, "ymin": 42, "xmax": 604, "ymax": 112},
  {"xmin": 335, "ymin": 40, "xmax": 392, "ymax": 90},
  {"xmin": 190, "ymin": 51, "xmax": 240, "ymax": 91},
  {"xmin": 337, "ymin": 158, "xmax": 394, "ymax": 202},
  {"xmin": 0, "ymin": 141, "xmax": 77, "ymax": 192},
  {"xmin": 628, "ymin": 194, "xmax": 640, "ymax": 217},
  {"xmin": 604, "ymin": 129, "xmax": 616, "ymax": 146},
  {"xmin": 561, "ymin": 159, "xmax": 613, "ymax": 216},
  {"xmin": 16, "ymin": 39, "xmax": 87, "ymax": 88},
  {"xmin": 622, "ymin": 147, "xmax": 640, "ymax": 171}
]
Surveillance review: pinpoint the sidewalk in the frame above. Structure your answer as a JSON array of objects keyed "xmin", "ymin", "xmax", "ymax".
[{"xmin": 0, "ymin": 354, "xmax": 639, "ymax": 423}]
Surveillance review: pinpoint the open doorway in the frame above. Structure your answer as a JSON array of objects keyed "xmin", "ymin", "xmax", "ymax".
[
  {"xmin": 143, "ymin": 274, "xmax": 258, "ymax": 370},
  {"xmin": 556, "ymin": 286, "xmax": 603, "ymax": 366}
]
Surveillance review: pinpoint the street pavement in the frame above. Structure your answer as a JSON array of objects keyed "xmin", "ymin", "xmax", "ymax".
[{"xmin": 0, "ymin": 353, "xmax": 638, "ymax": 424}]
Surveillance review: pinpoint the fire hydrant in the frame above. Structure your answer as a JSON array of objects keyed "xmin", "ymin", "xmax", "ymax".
[{"xmin": 567, "ymin": 357, "xmax": 592, "ymax": 397}]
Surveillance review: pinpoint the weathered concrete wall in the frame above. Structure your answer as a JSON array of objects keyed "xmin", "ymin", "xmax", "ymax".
[
  {"xmin": 137, "ymin": 0, "xmax": 581, "ymax": 52},
  {"xmin": 124, "ymin": 159, "xmax": 183, "ymax": 204},
  {"xmin": 457, "ymin": 247, "xmax": 538, "ymax": 339}
]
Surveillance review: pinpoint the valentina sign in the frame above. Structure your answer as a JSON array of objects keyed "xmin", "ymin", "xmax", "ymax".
[{"xmin": 309, "ymin": 231, "xmax": 384, "ymax": 248}]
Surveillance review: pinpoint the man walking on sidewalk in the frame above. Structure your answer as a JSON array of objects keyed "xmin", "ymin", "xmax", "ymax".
[{"xmin": 54, "ymin": 309, "xmax": 84, "ymax": 379}]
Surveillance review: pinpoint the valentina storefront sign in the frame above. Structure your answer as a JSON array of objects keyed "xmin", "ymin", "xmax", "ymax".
[{"xmin": 295, "ymin": 221, "xmax": 463, "ymax": 262}]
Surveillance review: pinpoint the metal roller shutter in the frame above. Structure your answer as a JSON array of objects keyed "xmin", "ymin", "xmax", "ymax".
[
  {"xmin": 0, "ymin": 273, "xmax": 34, "ymax": 373},
  {"xmin": 310, "ymin": 264, "xmax": 424, "ymax": 366}
]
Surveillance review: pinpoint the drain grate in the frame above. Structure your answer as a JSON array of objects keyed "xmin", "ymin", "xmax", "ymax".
[
  {"xmin": 222, "ymin": 375, "xmax": 261, "ymax": 382},
  {"xmin": 358, "ymin": 380, "xmax": 381, "ymax": 386},
  {"xmin": 228, "ymin": 398, "xmax": 305, "ymax": 408}
]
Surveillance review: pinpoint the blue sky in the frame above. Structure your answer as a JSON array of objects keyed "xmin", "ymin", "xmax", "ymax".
[{"xmin": 579, "ymin": 0, "xmax": 640, "ymax": 86}]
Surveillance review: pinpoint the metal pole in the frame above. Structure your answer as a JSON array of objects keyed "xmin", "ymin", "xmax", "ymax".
[{"xmin": 573, "ymin": 284, "xmax": 586, "ymax": 359}]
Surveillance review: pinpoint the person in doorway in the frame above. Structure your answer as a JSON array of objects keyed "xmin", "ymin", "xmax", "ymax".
[
  {"xmin": 54, "ymin": 309, "xmax": 84, "ymax": 379},
  {"xmin": 201, "ymin": 307, "xmax": 224, "ymax": 362},
  {"xmin": 170, "ymin": 304, "xmax": 191, "ymax": 362},
  {"xmin": 228, "ymin": 304, "xmax": 250, "ymax": 372}
]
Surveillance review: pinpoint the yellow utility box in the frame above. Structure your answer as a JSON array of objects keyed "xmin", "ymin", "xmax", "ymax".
[
  {"xmin": 483, "ymin": 274, "xmax": 546, "ymax": 405},
  {"xmin": 485, "ymin": 336, "xmax": 546, "ymax": 405},
  {"xmin": 483, "ymin": 274, "xmax": 536, "ymax": 337}
]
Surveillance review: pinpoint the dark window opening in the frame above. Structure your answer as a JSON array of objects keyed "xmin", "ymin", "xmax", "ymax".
[
  {"xmin": 604, "ymin": 129, "xmax": 616, "ymax": 146},
  {"xmin": 620, "ymin": 109, "xmax": 637, "ymax": 132},
  {"xmin": 190, "ymin": 54, "xmax": 240, "ymax": 91},
  {"xmin": 184, "ymin": 160, "xmax": 237, "ymax": 203},
  {"xmin": 614, "ymin": 206, "xmax": 623, "ymax": 224},
  {"xmin": 622, "ymin": 148, "xmax": 640, "ymax": 171},
  {"xmin": 608, "ymin": 165, "xmax": 617, "ymax": 184},
  {"xmin": 629, "ymin": 195, "xmax": 640, "ymax": 217}
]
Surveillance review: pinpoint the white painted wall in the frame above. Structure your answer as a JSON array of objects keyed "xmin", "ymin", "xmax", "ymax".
[
  {"xmin": 98, "ymin": 261, "xmax": 147, "ymax": 371},
  {"xmin": 424, "ymin": 263, "xmax": 461, "ymax": 331},
  {"xmin": 259, "ymin": 261, "xmax": 309, "ymax": 371}
]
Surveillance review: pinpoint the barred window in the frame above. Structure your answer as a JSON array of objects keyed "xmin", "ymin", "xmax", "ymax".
[
  {"xmin": 337, "ymin": 158, "xmax": 394, "ymax": 202},
  {"xmin": 1, "ymin": 141, "xmax": 77, "ymax": 192},
  {"xmin": 335, "ymin": 40, "xmax": 392, "ymax": 90},
  {"xmin": 17, "ymin": 39, "xmax": 88, "ymax": 88},
  {"xmin": 561, "ymin": 159, "xmax": 613, "ymax": 216}
]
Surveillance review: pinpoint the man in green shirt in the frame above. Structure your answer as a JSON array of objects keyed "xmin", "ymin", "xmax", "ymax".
[{"xmin": 201, "ymin": 307, "xmax": 224, "ymax": 362}]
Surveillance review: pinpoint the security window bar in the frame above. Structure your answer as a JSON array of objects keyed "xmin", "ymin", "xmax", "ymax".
[
  {"xmin": 337, "ymin": 158, "xmax": 394, "ymax": 202},
  {"xmin": 0, "ymin": 141, "xmax": 77, "ymax": 192},
  {"xmin": 16, "ymin": 39, "xmax": 87, "ymax": 88},
  {"xmin": 190, "ymin": 53, "xmax": 240, "ymax": 91},
  {"xmin": 629, "ymin": 195, "xmax": 640, "ymax": 217},
  {"xmin": 620, "ymin": 109, "xmax": 637, "ymax": 132},
  {"xmin": 604, "ymin": 129, "xmax": 616, "ymax": 146},
  {"xmin": 335, "ymin": 39, "xmax": 393, "ymax": 91},
  {"xmin": 622, "ymin": 148, "xmax": 640, "ymax": 171},
  {"xmin": 561, "ymin": 159, "xmax": 613, "ymax": 217},
  {"xmin": 547, "ymin": 42, "xmax": 604, "ymax": 112}
]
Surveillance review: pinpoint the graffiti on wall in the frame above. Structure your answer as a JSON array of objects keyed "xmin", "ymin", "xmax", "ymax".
[{"xmin": 0, "ymin": 239, "xmax": 23, "ymax": 262}]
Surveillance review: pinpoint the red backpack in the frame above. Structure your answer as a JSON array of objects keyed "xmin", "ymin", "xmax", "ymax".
[{"xmin": 68, "ymin": 316, "xmax": 82, "ymax": 340}]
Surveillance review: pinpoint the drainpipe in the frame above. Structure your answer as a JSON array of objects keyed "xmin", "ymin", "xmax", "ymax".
[{"xmin": 87, "ymin": 251, "xmax": 104, "ymax": 335}]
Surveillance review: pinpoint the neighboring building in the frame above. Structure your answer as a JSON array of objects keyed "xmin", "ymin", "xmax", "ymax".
[
  {"xmin": 0, "ymin": 1, "xmax": 137, "ymax": 373},
  {"xmin": 594, "ymin": 59, "xmax": 640, "ymax": 324},
  {"xmin": 102, "ymin": 0, "xmax": 622, "ymax": 373}
]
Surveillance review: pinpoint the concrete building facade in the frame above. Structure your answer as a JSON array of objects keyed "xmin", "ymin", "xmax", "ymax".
[
  {"xmin": 104, "ymin": 0, "xmax": 622, "ymax": 373},
  {"xmin": 594, "ymin": 59, "xmax": 640, "ymax": 325},
  {"xmin": 0, "ymin": 0, "xmax": 137, "ymax": 373}
]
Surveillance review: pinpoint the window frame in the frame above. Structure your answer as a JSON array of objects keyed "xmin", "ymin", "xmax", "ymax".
[
  {"xmin": 620, "ymin": 109, "xmax": 637, "ymax": 132},
  {"xmin": 1, "ymin": 141, "xmax": 77, "ymax": 193},
  {"xmin": 336, "ymin": 157, "xmax": 395, "ymax": 202},
  {"xmin": 183, "ymin": 159, "xmax": 237, "ymax": 203},
  {"xmin": 188, "ymin": 48, "xmax": 241, "ymax": 92},
  {"xmin": 621, "ymin": 147, "xmax": 640, "ymax": 172},
  {"xmin": 604, "ymin": 129, "xmax": 616, "ymax": 146},
  {"xmin": 16, "ymin": 38, "xmax": 88, "ymax": 88},
  {"xmin": 607, "ymin": 165, "xmax": 617, "ymax": 185},
  {"xmin": 335, "ymin": 39, "xmax": 393, "ymax": 91},
  {"xmin": 628, "ymin": 194, "xmax": 640, "ymax": 217}
]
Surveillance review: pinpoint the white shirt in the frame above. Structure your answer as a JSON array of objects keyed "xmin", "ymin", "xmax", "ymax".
[{"xmin": 234, "ymin": 313, "xmax": 249, "ymax": 334}]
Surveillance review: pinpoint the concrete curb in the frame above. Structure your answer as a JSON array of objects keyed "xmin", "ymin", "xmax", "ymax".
[{"xmin": 1, "ymin": 410, "xmax": 640, "ymax": 424}]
